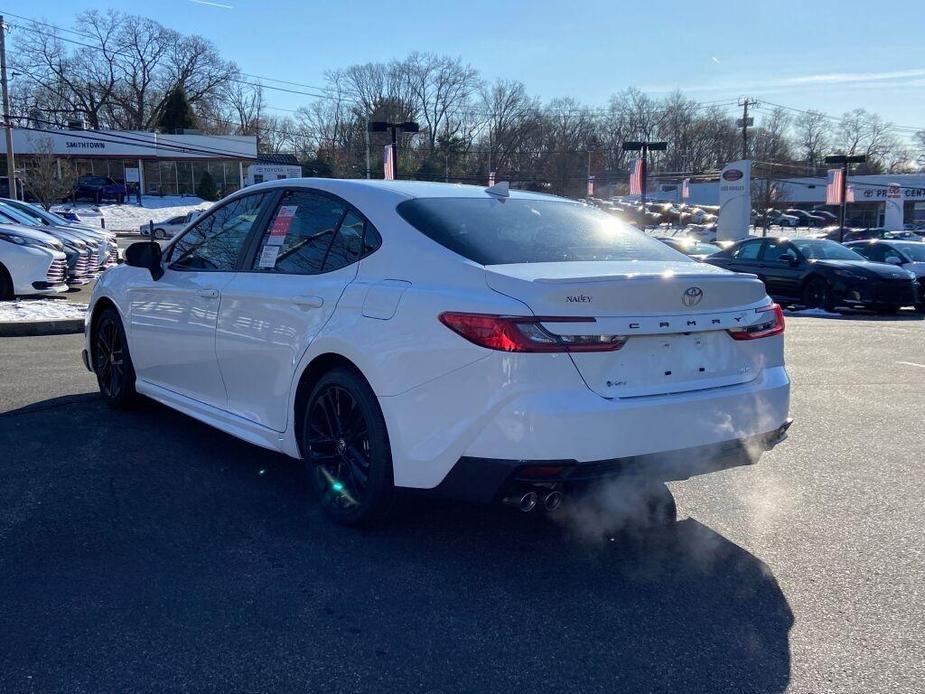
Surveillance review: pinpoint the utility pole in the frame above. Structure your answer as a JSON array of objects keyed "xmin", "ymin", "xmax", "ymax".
[
  {"xmin": 0, "ymin": 17, "xmax": 17, "ymax": 200},
  {"xmin": 737, "ymin": 98, "xmax": 754, "ymax": 161}
]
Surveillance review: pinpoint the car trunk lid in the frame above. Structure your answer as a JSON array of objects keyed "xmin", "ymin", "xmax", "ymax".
[{"xmin": 485, "ymin": 260, "xmax": 771, "ymax": 398}]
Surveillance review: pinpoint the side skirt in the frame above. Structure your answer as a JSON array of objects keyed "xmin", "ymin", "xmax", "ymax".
[{"xmin": 135, "ymin": 380, "xmax": 299, "ymax": 457}]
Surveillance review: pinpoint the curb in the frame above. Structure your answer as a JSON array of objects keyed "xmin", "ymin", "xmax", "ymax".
[{"xmin": 0, "ymin": 319, "xmax": 85, "ymax": 337}]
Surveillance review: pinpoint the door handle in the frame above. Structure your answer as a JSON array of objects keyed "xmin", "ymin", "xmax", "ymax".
[
  {"xmin": 197, "ymin": 289, "xmax": 219, "ymax": 299},
  {"xmin": 293, "ymin": 295, "xmax": 324, "ymax": 308}
]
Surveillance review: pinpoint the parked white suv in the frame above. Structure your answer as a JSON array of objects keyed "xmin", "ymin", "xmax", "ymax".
[
  {"xmin": 84, "ymin": 180, "xmax": 791, "ymax": 526},
  {"xmin": 0, "ymin": 223, "xmax": 69, "ymax": 298}
]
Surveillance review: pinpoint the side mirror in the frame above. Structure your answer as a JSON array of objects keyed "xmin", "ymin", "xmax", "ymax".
[
  {"xmin": 124, "ymin": 241, "xmax": 164, "ymax": 280},
  {"xmin": 886, "ymin": 256, "xmax": 903, "ymax": 266}
]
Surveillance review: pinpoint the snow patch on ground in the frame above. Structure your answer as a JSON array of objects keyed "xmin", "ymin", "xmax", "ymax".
[
  {"xmin": 53, "ymin": 196, "xmax": 212, "ymax": 232},
  {"xmin": 784, "ymin": 308, "xmax": 842, "ymax": 318},
  {"xmin": 0, "ymin": 299, "xmax": 87, "ymax": 322}
]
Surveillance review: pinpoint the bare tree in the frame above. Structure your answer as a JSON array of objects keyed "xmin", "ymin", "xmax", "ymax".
[
  {"xmin": 401, "ymin": 53, "xmax": 479, "ymax": 150},
  {"xmin": 22, "ymin": 137, "xmax": 77, "ymax": 210},
  {"xmin": 794, "ymin": 110, "xmax": 829, "ymax": 173}
]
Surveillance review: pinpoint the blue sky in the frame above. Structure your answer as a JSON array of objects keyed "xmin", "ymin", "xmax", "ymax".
[{"xmin": 9, "ymin": 0, "xmax": 925, "ymax": 132}]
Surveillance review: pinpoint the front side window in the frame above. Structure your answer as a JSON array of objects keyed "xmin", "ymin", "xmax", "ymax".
[
  {"xmin": 169, "ymin": 193, "xmax": 267, "ymax": 271},
  {"xmin": 763, "ymin": 239, "xmax": 798, "ymax": 263},
  {"xmin": 852, "ymin": 244, "xmax": 884, "ymax": 262},
  {"xmin": 397, "ymin": 198, "xmax": 685, "ymax": 266}
]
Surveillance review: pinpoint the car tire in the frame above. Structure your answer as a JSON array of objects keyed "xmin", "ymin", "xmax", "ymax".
[
  {"xmin": 803, "ymin": 277, "xmax": 835, "ymax": 312},
  {"xmin": 92, "ymin": 307, "xmax": 138, "ymax": 408},
  {"xmin": 153, "ymin": 228, "xmax": 165, "ymax": 240},
  {"xmin": 0, "ymin": 263, "xmax": 12, "ymax": 300},
  {"xmin": 301, "ymin": 367, "xmax": 395, "ymax": 527}
]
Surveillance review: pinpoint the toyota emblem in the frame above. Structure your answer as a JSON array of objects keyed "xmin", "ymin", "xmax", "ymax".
[{"xmin": 682, "ymin": 287, "xmax": 703, "ymax": 307}]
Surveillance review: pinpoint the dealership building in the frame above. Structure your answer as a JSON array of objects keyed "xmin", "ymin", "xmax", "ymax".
[
  {"xmin": 0, "ymin": 127, "xmax": 259, "ymax": 196},
  {"xmin": 652, "ymin": 173, "xmax": 925, "ymax": 227}
]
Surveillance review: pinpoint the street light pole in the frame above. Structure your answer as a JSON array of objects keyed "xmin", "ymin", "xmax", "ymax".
[
  {"xmin": 623, "ymin": 140, "xmax": 668, "ymax": 222},
  {"xmin": 367, "ymin": 121, "xmax": 419, "ymax": 180},
  {"xmin": 825, "ymin": 154, "xmax": 866, "ymax": 243}
]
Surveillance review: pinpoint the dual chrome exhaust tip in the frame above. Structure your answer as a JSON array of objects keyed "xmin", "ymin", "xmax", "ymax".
[{"xmin": 503, "ymin": 490, "xmax": 562, "ymax": 513}]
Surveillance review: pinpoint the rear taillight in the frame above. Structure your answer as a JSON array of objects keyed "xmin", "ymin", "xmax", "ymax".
[
  {"xmin": 728, "ymin": 303, "xmax": 785, "ymax": 341},
  {"xmin": 439, "ymin": 312, "xmax": 627, "ymax": 353}
]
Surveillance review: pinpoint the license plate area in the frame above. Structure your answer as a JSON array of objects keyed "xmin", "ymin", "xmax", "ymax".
[{"xmin": 572, "ymin": 331, "xmax": 757, "ymax": 398}]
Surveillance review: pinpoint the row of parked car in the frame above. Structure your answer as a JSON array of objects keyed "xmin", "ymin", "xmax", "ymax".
[
  {"xmin": 656, "ymin": 234, "xmax": 925, "ymax": 314},
  {"xmin": 0, "ymin": 200, "xmax": 120, "ymax": 299}
]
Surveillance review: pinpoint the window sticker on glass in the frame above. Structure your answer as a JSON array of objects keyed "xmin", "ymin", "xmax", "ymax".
[
  {"xmin": 258, "ymin": 244, "xmax": 280, "ymax": 268},
  {"xmin": 268, "ymin": 205, "xmax": 298, "ymax": 245}
]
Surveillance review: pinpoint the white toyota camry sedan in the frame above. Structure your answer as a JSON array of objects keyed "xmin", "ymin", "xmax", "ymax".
[{"xmin": 83, "ymin": 179, "xmax": 791, "ymax": 526}]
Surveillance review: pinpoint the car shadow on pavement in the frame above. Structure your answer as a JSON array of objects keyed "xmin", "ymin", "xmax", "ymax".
[{"xmin": 0, "ymin": 394, "xmax": 793, "ymax": 694}]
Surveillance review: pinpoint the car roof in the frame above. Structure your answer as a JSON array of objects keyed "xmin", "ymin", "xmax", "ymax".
[
  {"xmin": 238, "ymin": 177, "xmax": 567, "ymax": 203},
  {"xmin": 846, "ymin": 239, "xmax": 919, "ymax": 246}
]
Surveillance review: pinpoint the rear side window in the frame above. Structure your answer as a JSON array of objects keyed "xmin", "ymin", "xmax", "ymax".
[
  {"xmin": 731, "ymin": 242, "xmax": 762, "ymax": 260},
  {"xmin": 396, "ymin": 198, "xmax": 685, "ymax": 265},
  {"xmin": 251, "ymin": 190, "xmax": 379, "ymax": 274}
]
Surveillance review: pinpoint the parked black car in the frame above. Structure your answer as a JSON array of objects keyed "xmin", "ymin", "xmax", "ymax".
[
  {"xmin": 705, "ymin": 237, "xmax": 919, "ymax": 314},
  {"xmin": 72, "ymin": 175, "xmax": 127, "ymax": 204},
  {"xmin": 846, "ymin": 240, "xmax": 925, "ymax": 312},
  {"xmin": 784, "ymin": 209, "xmax": 827, "ymax": 227},
  {"xmin": 826, "ymin": 227, "xmax": 921, "ymax": 243}
]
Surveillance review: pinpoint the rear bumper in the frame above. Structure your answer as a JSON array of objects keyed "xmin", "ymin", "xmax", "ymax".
[{"xmin": 434, "ymin": 420, "xmax": 793, "ymax": 504}]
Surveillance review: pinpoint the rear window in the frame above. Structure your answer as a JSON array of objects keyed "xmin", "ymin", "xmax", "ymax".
[{"xmin": 396, "ymin": 198, "xmax": 686, "ymax": 265}]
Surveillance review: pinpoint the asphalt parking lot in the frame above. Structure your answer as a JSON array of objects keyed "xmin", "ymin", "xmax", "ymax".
[{"xmin": 1, "ymin": 314, "xmax": 924, "ymax": 693}]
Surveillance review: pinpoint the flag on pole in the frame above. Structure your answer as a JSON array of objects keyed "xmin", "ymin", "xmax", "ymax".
[
  {"xmin": 383, "ymin": 145, "xmax": 395, "ymax": 181},
  {"xmin": 587, "ymin": 175, "xmax": 595, "ymax": 198},
  {"xmin": 681, "ymin": 177, "xmax": 690, "ymax": 201},
  {"xmin": 488, "ymin": 171, "xmax": 496, "ymax": 187},
  {"xmin": 825, "ymin": 168, "xmax": 844, "ymax": 205},
  {"xmin": 628, "ymin": 158, "xmax": 643, "ymax": 196}
]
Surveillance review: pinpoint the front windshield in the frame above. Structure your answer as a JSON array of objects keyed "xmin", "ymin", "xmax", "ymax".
[
  {"xmin": 792, "ymin": 239, "xmax": 866, "ymax": 261},
  {"xmin": 25, "ymin": 204, "xmax": 71, "ymax": 226},
  {"xmin": 898, "ymin": 244, "xmax": 925, "ymax": 262},
  {"xmin": 0, "ymin": 202, "xmax": 41, "ymax": 226},
  {"xmin": 397, "ymin": 198, "xmax": 689, "ymax": 265}
]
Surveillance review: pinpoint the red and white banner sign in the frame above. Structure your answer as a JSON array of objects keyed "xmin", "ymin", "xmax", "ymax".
[
  {"xmin": 825, "ymin": 168, "xmax": 845, "ymax": 205},
  {"xmin": 587, "ymin": 175, "xmax": 595, "ymax": 197},
  {"xmin": 383, "ymin": 145, "xmax": 395, "ymax": 181},
  {"xmin": 846, "ymin": 185, "xmax": 855, "ymax": 203},
  {"xmin": 887, "ymin": 183, "xmax": 901, "ymax": 198},
  {"xmin": 681, "ymin": 177, "xmax": 690, "ymax": 201},
  {"xmin": 628, "ymin": 158, "xmax": 643, "ymax": 196}
]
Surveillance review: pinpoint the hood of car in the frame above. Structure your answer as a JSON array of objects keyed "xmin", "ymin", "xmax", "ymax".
[
  {"xmin": 0, "ymin": 222, "xmax": 62, "ymax": 244},
  {"xmin": 811, "ymin": 259, "xmax": 912, "ymax": 279}
]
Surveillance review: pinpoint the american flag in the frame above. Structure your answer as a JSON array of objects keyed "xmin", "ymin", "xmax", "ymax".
[
  {"xmin": 488, "ymin": 171, "xmax": 496, "ymax": 186},
  {"xmin": 587, "ymin": 175, "xmax": 595, "ymax": 197},
  {"xmin": 825, "ymin": 168, "xmax": 844, "ymax": 205},
  {"xmin": 681, "ymin": 177, "xmax": 690, "ymax": 201},
  {"xmin": 383, "ymin": 145, "xmax": 395, "ymax": 181},
  {"xmin": 628, "ymin": 158, "xmax": 644, "ymax": 196}
]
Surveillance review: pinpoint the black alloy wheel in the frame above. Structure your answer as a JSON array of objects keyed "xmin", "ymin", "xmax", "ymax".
[
  {"xmin": 94, "ymin": 307, "xmax": 137, "ymax": 407},
  {"xmin": 302, "ymin": 368, "xmax": 394, "ymax": 527},
  {"xmin": 803, "ymin": 277, "xmax": 835, "ymax": 312}
]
